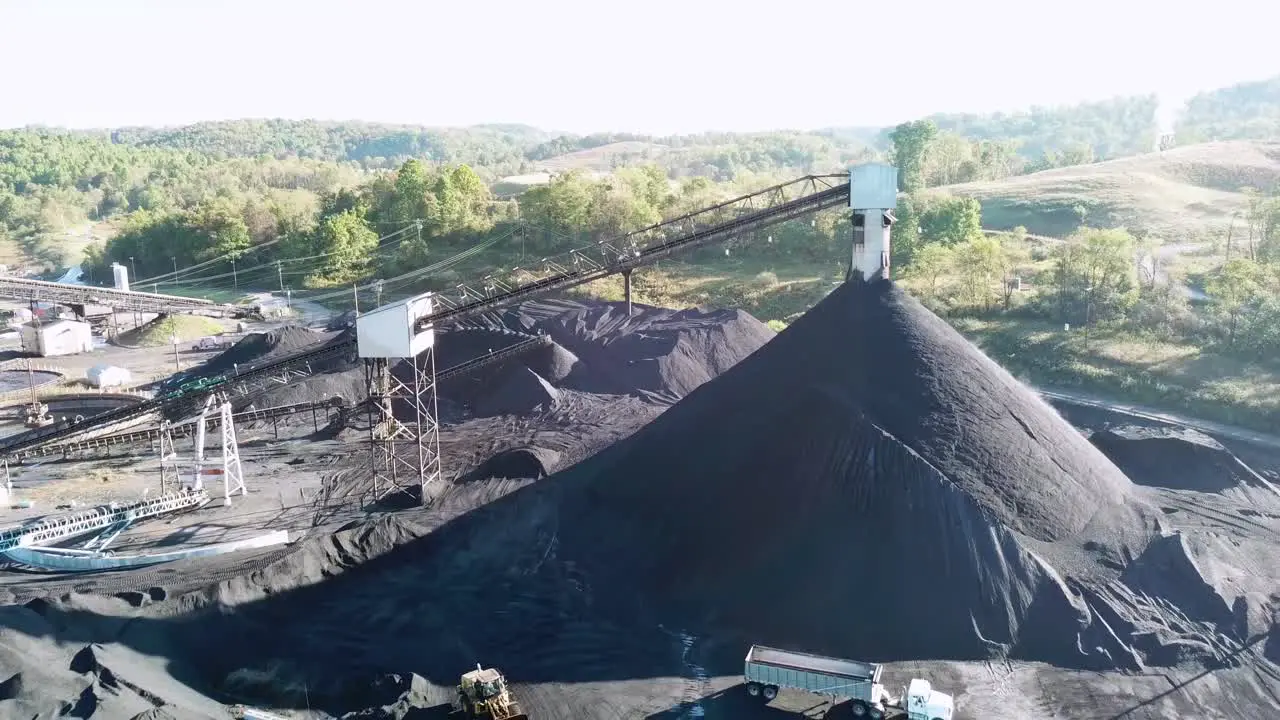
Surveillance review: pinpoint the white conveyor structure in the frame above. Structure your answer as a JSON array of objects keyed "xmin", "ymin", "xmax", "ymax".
[
  {"xmin": 0, "ymin": 488, "xmax": 210, "ymax": 553},
  {"xmin": 4, "ymin": 530, "xmax": 291, "ymax": 571}
]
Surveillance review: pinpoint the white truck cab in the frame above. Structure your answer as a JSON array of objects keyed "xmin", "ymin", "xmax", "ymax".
[{"xmin": 904, "ymin": 678, "xmax": 954, "ymax": 720}]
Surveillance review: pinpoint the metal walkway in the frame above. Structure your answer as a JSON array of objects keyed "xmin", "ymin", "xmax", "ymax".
[
  {"xmin": 0, "ymin": 276, "xmax": 245, "ymax": 317},
  {"xmin": 0, "ymin": 488, "xmax": 210, "ymax": 553}
]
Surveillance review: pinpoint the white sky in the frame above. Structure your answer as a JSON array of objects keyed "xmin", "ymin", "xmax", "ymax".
[{"xmin": 2, "ymin": 0, "xmax": 1277, "ymax": 134}]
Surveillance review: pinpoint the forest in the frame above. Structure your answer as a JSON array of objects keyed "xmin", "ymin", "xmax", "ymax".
[{"xmin": 2, "ymin": 74, "xmax": 1280, "ymax": 377}]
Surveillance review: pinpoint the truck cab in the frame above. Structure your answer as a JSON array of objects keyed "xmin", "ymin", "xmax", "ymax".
[{"xmin": 904, "ymin": 678, "xmax": 954, "ymax": 720}]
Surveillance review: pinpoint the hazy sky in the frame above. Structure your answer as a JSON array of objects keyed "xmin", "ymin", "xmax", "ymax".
[{"xmin": 3, "ymin": 0, "xmax": 1277, "ymax": 134}]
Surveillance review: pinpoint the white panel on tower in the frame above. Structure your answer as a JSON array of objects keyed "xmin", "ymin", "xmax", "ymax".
[
  {"xmin": 849, "ymin": 163, "xmax": 899, "ymax": 210},
  {"xmin": 355, "ymin": 292, "xmax": 436, "ymax": 359},
  {"xmin": 112, "ymin": 263, "xmax": 130, "ymax": 292}
]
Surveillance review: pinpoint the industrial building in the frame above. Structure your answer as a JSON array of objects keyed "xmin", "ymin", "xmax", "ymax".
[{"xmin": 19, "ymin": 319, "xmax": 94, "ymax": 357}]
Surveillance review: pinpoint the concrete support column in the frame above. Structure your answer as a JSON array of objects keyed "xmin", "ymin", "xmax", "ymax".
[
  {"xmin": 850, "ymin": 210, "xmax": 892, "ymax": 282},
  {"xmin": 622, "ymin": 269, "xmax": 634, "ymax": 316}
]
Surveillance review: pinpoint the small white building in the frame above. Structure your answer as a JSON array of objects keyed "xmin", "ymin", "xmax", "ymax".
[
  {"xmin": 86, "ymin": 364, "xmax": 132, "ymax": 388},
  {"xmin": 19, "ymin": 319, "xmax": 94, "ymax": 357}
]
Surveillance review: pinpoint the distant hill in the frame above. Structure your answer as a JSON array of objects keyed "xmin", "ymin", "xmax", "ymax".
[
  {"xmin": 944, "ymin": 140, "xmax": 1280, "ymax": 237},
  {"xmin": 1177, "ymin": 75, "xmax": 1280, "ymax": 144},
  {"xmin": 819, "ymin": 95, "xmax": 1160, "ymax": 162},
  {"xmin": 72, "ymin": 93, "xmax": 1168, "ymax": 181},
  {"xmin": 101, "ymin": 119, "xmax": 551, "ymax": 175},
  {"xmin": 533, "ymin": 141, "xmax": 674, "ymax": 173}
]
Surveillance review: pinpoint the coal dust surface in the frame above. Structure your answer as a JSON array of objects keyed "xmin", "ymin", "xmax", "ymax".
[
  {"xmin": 548, "ymin": 278, "xmax": 1163, "ymax": 667},
  {"xmin": 4, "ymin": 282, "xmax": 1280, "ymax": 720},
  {"xmin": 1091, "ymin": 424, "xmax": 1280, "ymax": 498}
]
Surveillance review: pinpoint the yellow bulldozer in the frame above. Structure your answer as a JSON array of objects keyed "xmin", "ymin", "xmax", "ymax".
[{"xmin": 456, "ymin": 664, "xmax": 528, "ymax": 720}]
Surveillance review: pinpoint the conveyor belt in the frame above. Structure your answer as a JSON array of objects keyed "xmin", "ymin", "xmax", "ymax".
[
  {"xmin": 0, "ymin": 488, "xmax": 210, "ymax": 553},
  {"xmin": 14, "ymin": 399, "xmax": 345, "ymax": 462},
  {"xmin": 0, "ymin": 176, "xmax": 849, "ymax": 457},
  {"xmin": 417, "ymin": 177, "xmax": 851, "ymax": 328},
  {"xmin": 0, "ymin": 276, "xmax": 245, "ymax": 317},
  {"xmin": 0, "ymin": 336, "xmax": 356, "ymax": 458}
]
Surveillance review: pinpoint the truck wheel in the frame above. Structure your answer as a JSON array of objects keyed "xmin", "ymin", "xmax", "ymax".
[
  {"xmin": 762, "ymin": 685, "xmax": 778, "ymax": 701},
  {"xmin": 869, "ymin": 707, "xmax": 884, "ymax": 719},
  {"xmin": 850, "ymin": 700, "xmax": 869, "ymax": 717},
  {"xmin": 745, "ymin": 682, "xmax": 762, "ymax": 698}
]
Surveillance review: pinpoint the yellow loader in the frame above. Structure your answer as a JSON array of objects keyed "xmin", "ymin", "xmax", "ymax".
[{"xmin": 456, "ymin": 664, "xmax": 529, "ymax": 720}]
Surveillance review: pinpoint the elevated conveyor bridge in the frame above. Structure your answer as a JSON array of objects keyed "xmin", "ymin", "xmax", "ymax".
[
  {"xmin": 0, "ymin": 174, "xmax": 851, "ymax": 458},
  {"xmin": 0, "ymin": 276, "xmax": 247, "ymax": 317}
]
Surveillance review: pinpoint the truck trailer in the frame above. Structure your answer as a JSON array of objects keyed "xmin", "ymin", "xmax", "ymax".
[{"xmin": 743, "ymin": 644, "xmax": 954, "ymax": 720}]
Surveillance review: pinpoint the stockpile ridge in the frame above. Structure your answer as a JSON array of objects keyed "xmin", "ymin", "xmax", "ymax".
[{"xmin": 552, "ymin": 278, "xmax": 1158, "ymax": 666}]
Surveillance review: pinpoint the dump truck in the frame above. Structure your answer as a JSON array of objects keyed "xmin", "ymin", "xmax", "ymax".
[
  {"xmin": 456, "ymin": 664, "xmax": 528, "ymax": 719},
  {"xmin": 743, "ymin": 644, "xmax": 954, "ymax": 720}
]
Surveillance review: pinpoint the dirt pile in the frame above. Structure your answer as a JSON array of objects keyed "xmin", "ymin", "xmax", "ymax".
[
  {"xmin": 1090, "ymin": 425, "xmax": 1280, "ymax": 497},
  {"xmin": 549, "ymin": 278, "xmax": 1157, "ymax": 666}
]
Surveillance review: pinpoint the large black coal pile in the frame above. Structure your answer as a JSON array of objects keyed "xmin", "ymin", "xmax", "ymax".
[
  {"xmin": 458, "ymin": 299, "xmax": 776, "ymax": 401},
  {"xmin": 549, "ymin": 278, "xmax": 1158, "ymax": 666},
  {"xmin": 197, "ymin": 326, "xmax": 335, "ymax": 378},
  {"xmin": 1090, "ymin": 425, "xmax": 1280, "ymax": 496}
]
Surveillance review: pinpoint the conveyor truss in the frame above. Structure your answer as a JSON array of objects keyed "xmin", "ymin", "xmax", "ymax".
[{"xmin": 0, "ymin": 174, "xmax": 849, "ymax": 459}]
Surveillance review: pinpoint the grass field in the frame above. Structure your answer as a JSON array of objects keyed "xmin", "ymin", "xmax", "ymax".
[
  {"xmin": 952, "ymin": 316, "xmax": 1280, "ymax": 434},
  {"xmin": 945, "ymin": 141, "xmax": 1280, "ymax": 238},
  {"xmin": 117, "ymin": 314, "xmax": 227, "ymax": 348}
]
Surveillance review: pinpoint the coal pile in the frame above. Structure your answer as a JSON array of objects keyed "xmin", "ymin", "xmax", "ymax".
[
  {"xmin": 198, "ymin": 326, "xmax": 333, "ymax": 378},
  {"xmin": 472, "ymin": 366, "xmax": 561, "ymax": 417},
  {"xmin": 461, "ymin": 446, "xmax": 563, "ymax": 482},
  {"xmin": 549, "ymin": 278, "xmax": 1158, "ymax": 666},
  {"xmin": 458, "ymin": 299, "xmax": 776, "ymax": 401},
  {"xmin": 1090, "ymin": 425, "xmax": 1280, "ymax": 496}
]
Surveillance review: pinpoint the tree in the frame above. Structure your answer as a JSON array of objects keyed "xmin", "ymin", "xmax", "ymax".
[
  {"xmin": 918, "ymin": 195, "xmax": 983, "ymax": 245},
  {"xmin": 889, "ymin": 120, "xmax": 938, "ymax": 192},
  {"xmin": 307, "ymin": 210, "xmax": 379, "ymax": 286},
  {"xmin": 906, "ymin": 242, "xmax": 952, "ymax": 297},
  {"xmin": 995, "ymin": 233, "xmax": 1031, "ymax": 310},
  {"xmin": 923, "ymin": 131, "xmax": 974, "ymax": 186},
  {"xmin": 890, "ymin": 194, "xmax": 921, "ymax": 269},
  {"xmin": 1205, "ymin": 257, "xmax": 1266, "ymax": 346},
  {"xmin": 1051, "ymin": 228, "xmax": 1137, "ymax": 325},
  {"xmin": 952, "ymin": 235, "xmax": 1004, "ymax": 310},
  {"xmin": 387, "ymin": 159, "xmax": 432, "ymax": 227}
]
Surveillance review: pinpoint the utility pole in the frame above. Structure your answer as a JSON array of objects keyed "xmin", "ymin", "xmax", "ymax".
[
  {"xmin": 129, "ymin": 256, "xmax": 137, "ymax": 282},
  {"xmin": 231, "ymin": 259, "xmax": 238, "ymax": 288},
  {"xmin": 171, "ymin": 333, "xmax": 181, "ymax": 373},
  {"xmin": 277, "ymin": 261, "xmax": 284, "ymax": 292},
  {"xmin": 171, "ymin": 256, "xmax": 178, "ymax": 276},
  {"xmin": 353, "ymin": 284, "xmax": 360, "ymax": 315},
  {"xmin": 374, "ymin": 280, "xmax": 384, "ymax": 308}
]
